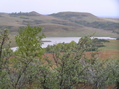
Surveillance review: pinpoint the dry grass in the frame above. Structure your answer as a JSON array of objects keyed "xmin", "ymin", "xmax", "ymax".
[
  {"xmin": 0, "ymin": 12, "xmax": 119, "ymax": 37},
  {"xmin": 86, "ymin": 50, "xmax": 119, "ymax": 60}
]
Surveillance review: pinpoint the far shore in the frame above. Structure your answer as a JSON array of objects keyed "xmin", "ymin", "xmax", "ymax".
[{"xmin": 11, "ymin": 37, "xmax": 117, "ymax": 51}]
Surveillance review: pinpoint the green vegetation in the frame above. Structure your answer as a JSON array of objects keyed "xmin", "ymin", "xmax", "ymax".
[
  {"xmin": 99, "ymin": 40, "xmax": 119, "ymax": 51},
  {"xmin": 9, "ymin": 11, "xmax": 40, "ymax": 16},
  {"xmin": 0, "ymin": 25, "xmax": 119, "ymax": 89},
  {"xmin": 116, "ymin": 38, "xmax": 119, "ymax": 40},
  {"xmin": 45, "ymin": 38, "xmax": 110, "ymax": 52}
]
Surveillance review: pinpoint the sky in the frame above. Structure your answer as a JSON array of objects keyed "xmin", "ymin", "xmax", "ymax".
[{"xmin": 0, "ymin": 0, "xmax": 119, "ymax": 18}]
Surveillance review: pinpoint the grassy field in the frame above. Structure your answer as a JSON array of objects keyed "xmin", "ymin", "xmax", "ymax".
[
  {"xmin": 44, "ymin": 28, "xmax": 119, "ymax": 37},
  {"xmin": 100, "ymin": 40, "xmax": 119, "ymax": 50},
  {"xmin": 96, "ymin": 40, "xmax": 119, "ymax": 59}
]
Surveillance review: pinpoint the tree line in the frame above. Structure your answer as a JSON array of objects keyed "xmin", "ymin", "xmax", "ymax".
[{"xmin": 45, "ymin": 37, "xmax": 109, "ymax": 53}]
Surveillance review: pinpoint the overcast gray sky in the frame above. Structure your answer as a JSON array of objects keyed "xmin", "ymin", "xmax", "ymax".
[{"xmin": 0, "ymin": 0, "xmax": 119, "ymax": 18}]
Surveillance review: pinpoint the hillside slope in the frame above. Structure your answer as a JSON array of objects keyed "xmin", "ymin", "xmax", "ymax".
[
  {"xmin": 0, "ymin": 11, "xmax": 119, "ymax": 37},
  {"xmin": 50, "ymin": 12, "xmax": 119, "ymax": 34}
]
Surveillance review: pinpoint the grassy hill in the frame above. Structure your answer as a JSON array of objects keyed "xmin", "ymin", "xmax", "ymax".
[
  {"xmin": 0, "ymin": 11, "xmax": 119, "ymax": 37},
  {"xmin": 50, "ymin": 12, "xmax": 119, "ymax": 35}
]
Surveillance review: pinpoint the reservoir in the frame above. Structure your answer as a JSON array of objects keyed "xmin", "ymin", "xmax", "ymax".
[
  {"xmin": 42, "ymin": 37, "xmax": 116, "ymax": 48},
  {"xmin": 11, "ymin": 37, "xmax": 116, "ymax": 51}
]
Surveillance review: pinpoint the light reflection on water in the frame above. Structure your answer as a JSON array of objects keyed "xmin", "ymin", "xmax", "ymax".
[
  {"xmin": 11, "ymin": 37, "xmax": 116, "ymax": 51},
  {"xmin": 42, "ymin": 37, "xmax": 116, "ymax": 48}
]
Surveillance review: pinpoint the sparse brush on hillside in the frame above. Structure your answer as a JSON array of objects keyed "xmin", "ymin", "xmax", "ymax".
[{"xmin": 0, "ymin": 11, "xmax": 119, "ymax": 37}]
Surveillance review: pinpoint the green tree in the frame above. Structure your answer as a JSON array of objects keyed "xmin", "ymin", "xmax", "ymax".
[
  {"xmin": 15, "ymin": 25, "xmax": 45, "ymax": 57},
  {"xmin": 81, "ymin": 55, "xmax": 111, "ymax": 89},
  {"xmin": 45, "ymin": 36, "xmax": 94, "ymax": 89},
  {"xmin": 107, "ymin": 59, "xmax": 119, "ymax": 89},
  {"xmin": 0, "ymin": 29, "xmax": 14, "ymax": 89},
  {"xmin": 7, "ymin": 25, "xmax": 45, "ymax": 89}
]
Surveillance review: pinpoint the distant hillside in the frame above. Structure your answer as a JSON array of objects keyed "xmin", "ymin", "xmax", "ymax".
[
  {"xmin": 50, "ymin": 12, "xmax": 99, "ymax": 22},
  {"xmin": 50, "ymin": 12, "xmax": 119, "ymax": 34},
  {"xmin": 0, "ymin": 11, "xmax": 119, "ymax": 37}
]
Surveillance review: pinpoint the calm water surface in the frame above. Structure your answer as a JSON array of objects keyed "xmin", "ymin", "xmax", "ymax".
[
  {"xmin": 11, "ymin": 37, "xmax": 116, "ymax": 51},
  {"xmin": 42, "ymin": 37, "xmax": 116, "ymax": 48}
]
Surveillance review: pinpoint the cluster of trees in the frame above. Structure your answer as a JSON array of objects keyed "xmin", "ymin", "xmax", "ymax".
[
  {"xmin": 45, "ymin": 37, "xmax": 109, "ymax": 53},
  {"xmin": 9, "ymin": 12, "xmax": 39, "ymax": 17},
  {"xmin": 0, "ymin": 25, "xmax": 119, "ymax": 89}
]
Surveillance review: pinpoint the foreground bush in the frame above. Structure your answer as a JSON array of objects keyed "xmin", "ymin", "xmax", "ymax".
[{"xmin": 0, "ymin": 26, "xmax": 119, "ymax": 89}]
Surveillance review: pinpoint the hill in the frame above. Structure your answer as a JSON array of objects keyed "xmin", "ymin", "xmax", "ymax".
[
  {"xmin": 50, "ymin": 12, "xmax": 119, "ymax": 35},
  {"xmin": 0, "ymin": 11, "xmax": 119, "ymax": 37}
]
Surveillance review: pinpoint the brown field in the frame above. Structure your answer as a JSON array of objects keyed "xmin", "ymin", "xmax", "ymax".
[
  {"xmin": 45, "ymin": 50, "xmax": 119, "ymax": 62},
  {"xmin": 98, "ymin": 50, "xmax": 119, "ymax": 59},
  {"xmin": 86, "ymin": 50, "xmax": 119, "ymax": 59}
]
